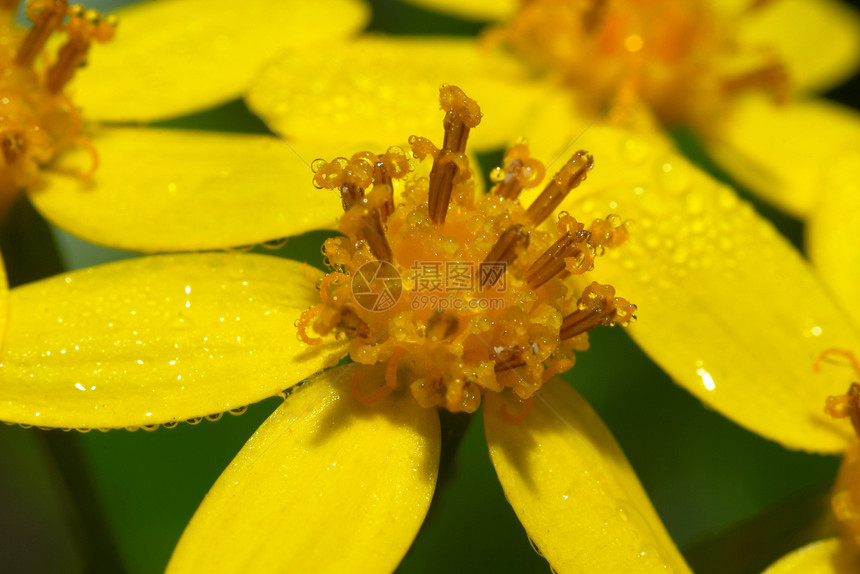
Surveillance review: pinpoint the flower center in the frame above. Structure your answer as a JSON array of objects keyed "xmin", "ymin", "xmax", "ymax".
[
  {"xmin": 0, "ymin": 0, "xmax": 115, "ymax": 200},
  {"xmin": 298, "ymin": 85, "xmax": 635, "ymax": 413},
  {"xmin": 490, "ymin": 0, "xmax": 788, "ymax": 129}
]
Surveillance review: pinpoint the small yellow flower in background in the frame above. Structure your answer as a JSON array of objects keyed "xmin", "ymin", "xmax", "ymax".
[
  {"xmin": 0, "ymin": 84, "xmax": 858, "ymax": 572},
  {"xmin": 238, "ymin": 0, "xmax": 860, "ymax": 453},
  {"xmin": 1, "ymin": 0, "xmax": 369, "ymax": 254}
]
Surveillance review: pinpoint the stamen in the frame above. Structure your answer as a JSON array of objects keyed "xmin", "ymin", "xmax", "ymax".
[
  {"xmin": 15, "ymin": 0, "xmax": 68, "ymax": 67},
  {"xmin": 490, "ymin": 143, "xmax": 546, "ymax": 200},
  {"xmin": 427, "ymin": 85, "xmax": 481, "ymax": 224},
  {"xmin": 359, "ymin": 208, "xmax": 393, "ymax": 262},
  {"xmin": 482, "ymin": 224, "xmax": 529, "ymax": 288},
  {"xmin": 560, "ymin": 282, "xmax": 636, "ymax": 340},
  {"xmin": 312, "ymin": 152, "xmax": 400, "ymax": 262},
  {"xmin": 373, "ymin": 147, "xmax": 409, "ymax": 221},
  {"xmin": 45, "ymin": 7, "xmax": 118, "ymax": 93},
  {"xmin": 826, "ymin": 383, "xmax": 860, "ymax": 439},
  {"xmin": 526, "ymin": 150, "xmax": 593, "ymax": 224},
  {"xmin": 525, "ymin": 229, "xmax": 590, "ymax": 289}
]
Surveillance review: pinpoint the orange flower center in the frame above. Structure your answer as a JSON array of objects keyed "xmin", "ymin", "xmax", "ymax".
[
  {"xmin": 0, "ymin": 0, "xmax": 114, "ymax": 203},
  {"xmin": 298, "ymin": 85, "xmax": 636, "ymax": 414},
  {"xmin": 490, "ymin": 0, "xmax": 789, "ymax": 129}
]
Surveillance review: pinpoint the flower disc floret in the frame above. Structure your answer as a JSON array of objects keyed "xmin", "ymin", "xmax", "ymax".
[{"xmin": 299, "ymin": 84, "xmax": 636, "ymax": 413}]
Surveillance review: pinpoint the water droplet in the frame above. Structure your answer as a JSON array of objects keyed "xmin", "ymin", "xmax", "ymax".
[
  {"xmin": 490, "ymin": 167, "xmax": 505, "ymax": 183},
  {"xmin": 617, "ymin": 506, "xmax": 629, "ymax": 522},
  {"xmin": 206, "ymin": 412, "xmax": 223, "ymax": 422},
  {"xmin": 186, "ymin": 417, "xmax": 203, "ymax": 426},
  {"xmin": 311, "ymin": 158, "xmax": 327, "ymax": 173},
  {"xmin": 229, "ymin": 406, "xmax": 248, "ymax": 416}
]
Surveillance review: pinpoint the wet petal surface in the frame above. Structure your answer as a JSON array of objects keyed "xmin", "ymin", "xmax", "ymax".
[
  {"xmin": 523, "ymin": 119, "xmax": 860, "ymax": 452},
  {"xmin": 247, "ymin": 37, "xmax": 541, "ymax": 151},
  {"xmin": 0, "ymin": 253, "xmax": 345, "ymax": 429},
  {"xmin": 31, "ymin": 128, "xmax": 344, "ymax": 252},
  {"xmin": 485, "ymin": 379, "xmax": 691, "ymax": 573},
  {"xmin": 167, "ymin": 365, "xmax": 440, "ymax": 574},
  {"xmin": 74, "ymin": 0, "xmax": 369, "ymax": 122}
]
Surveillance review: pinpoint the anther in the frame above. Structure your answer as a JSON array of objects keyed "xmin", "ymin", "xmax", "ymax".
[
  {"xmin": 482, "ymin": 225, "xmax": 529, "ymax": 288},
  {"xmin": 359, "ymin": 208, "xmax": 393, "ymax": 262},
  {"xmin": 15, "ymin": 0, "xmax": 68, "ymax": 67},
  {"xmin": 526, "ymin": 150, "xmax": 593, "ymax": 224},
  {"xmin": 45, "ymin": 6, "xmax": 117, "ymax": 93},
  {"xmin": 559, "ymin": 282, "xmax": 636, "ymax": 340},
  {"xmin": 427, "ymin": 85, "xmax": 481, "ymax": 224},
  {"xmin": 525, "ymin": 230, "xmax": 590, "ymax": 289}
]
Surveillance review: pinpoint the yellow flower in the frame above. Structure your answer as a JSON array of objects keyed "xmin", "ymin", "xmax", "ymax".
[
  {"xmin": 0, "ymin": 83, "xmax": 857, "ymax": 572},
  {"xmin": 1, "ymin": 0, "xmax": 369, "ymax": 253},
  {"xmin": 237, "ymin": 0, "xmax": 860, "ymax": 454}
]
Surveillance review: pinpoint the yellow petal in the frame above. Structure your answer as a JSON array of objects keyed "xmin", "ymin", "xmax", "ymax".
[
  {"xmin": 484, "ymin": 380, "xmax": 691, "ymax": 574},
  {"xmin": 809, "ymin": 150, "xmax": 860, "ymax": 328},
  {"xmin": 167, "ymin": 365, "xmax": 440, "ymax": 574},
  {"xmin": 738, "ymin": 0, "xmax": 860, "ymax": 93},
  {"xmin": 0, "ymin": 253, "xmax": 346, "ymax": 429},
  {"xmin": 523, "ymin": 121, "xmax": 860, "ymax": 452},
  {"xmin": 706, "ymin": 96, "xmax": 860, "ymax": 217},
  {"xmin": 763, "ymin": 539, "xmax": 860, "ymax": 574},
  {"xmin": 246, "ymin": 37, "xmax": 542, "ymax": 151},
  {"xmin": 397, "ymin": 0, "xmax": 516, "ymax": 21},
  {"xmin": 30, "ymin": 128, "xmax": 344, "ymax": 252},
  {"xmin": 72, "ymin": 0, "xmax": 369, "ymax": 122}
]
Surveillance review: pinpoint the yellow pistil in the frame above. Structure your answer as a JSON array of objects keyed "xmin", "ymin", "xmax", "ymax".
[
  {"xmin": 489, "ymin": 0, "xmax": 789, "ymax": 131},
  {"xmin": 0, "ymin": 0, "xmax": 115, "ymax": 207},
  {"xmin": 299, "ymin": 84, "xmax": 635, "ymax": 413},
  {"xmin": 821, "ymin": 349, "xmax": 860, "ymax": 548}
]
